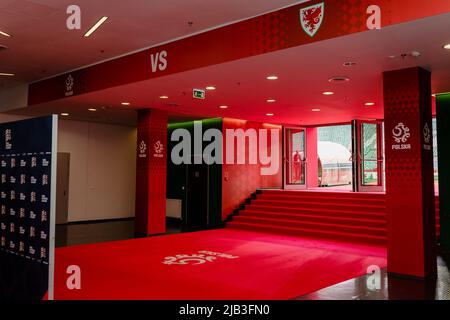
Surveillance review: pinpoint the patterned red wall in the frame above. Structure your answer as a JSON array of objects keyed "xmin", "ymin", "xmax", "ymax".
[
  {"xmin": 383, "ymin": 67, "xmax": 436, "ymax": 278},
  {"xmin": 221, "ymin": 119, "xmax": 282, "ymax": 220}
]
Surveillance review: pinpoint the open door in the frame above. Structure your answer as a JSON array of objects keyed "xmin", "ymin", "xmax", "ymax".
[
  {"xmin": 352, "ymin": 120, "xmax": 384, "ymax": 192},
  {"xmin": 283, "ymin": 127, "xmax": 307, "ymax": 190}
]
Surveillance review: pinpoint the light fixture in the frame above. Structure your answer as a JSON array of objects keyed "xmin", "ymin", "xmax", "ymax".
[
  {"xmin": 343, "ymin": 62, "xmax": 357, "ymax": 67},
  {"xmin": 266, "ymin": 99, "xmax": 276, "ymax": 103},
  {"xmin": 266, "ymin": 113, "xmax": 274, "ymax": 116},
  {"xmin": 84, "ymin": 16, "xmax": 109, "ymax": 37},
  {"xmin": 329, "ymin": 76, "xmax": 350, "ymax": 83},
  {"xmin": 365, "ymin": 102, "xmax": 376, "ymax": 106},
  {"xmin": 88, "ymin": 108, "xmax": 97, "ymax": 112},
  {"xmin": 61, "ymin": 113, "xmax": 69, "ymax": 116},
  {"xmin": 0, "ymin": 73, "xmax": 14, "ymax": 76},
  {"xmin": 205, "ymin": 86, "xmax": 216, "ymax": 90},
  {"xmin": 121, "ymin": 102, "xmax": 131, "ymax": 106},
  {"xmin": 443, "ymin": 44, "xmax": 450, "ymax": 50},
  {"xmin": 323, "ymin": 91, "xmax": 334, "ymax": 95},
  {"xmin": 159, "ymin": 95, "xmax": 169, "ymax": 99},
  {"xmin": 266, "ymin": 75, "xmax": 278, "ymax": 80},
  {"xmin": 219, "ymin": 105, "xmax": 228, "ymax": 109},
  {"xmin": 0, "ymin": 30, "xmax": 11, "ymax": 37},
  {"xmin": 312, "ymin": 108, "xmax": 321, "ymax": 112}
]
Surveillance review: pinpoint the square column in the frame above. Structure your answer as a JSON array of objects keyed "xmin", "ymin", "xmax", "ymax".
[
  {"xmin": 135, "ymin": 109, "xmax": 168, "ymax": 236},
  {"xmin": 383, "ymin": 67, "xmax": 436, "ymax": 279}
]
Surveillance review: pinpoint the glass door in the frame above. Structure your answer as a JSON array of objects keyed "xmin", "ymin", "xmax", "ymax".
[
  {"xmin": 352, "ymin": 120, "xmax": 384, "ymax": 192},
  {"xmin": 283, "ymin": 127, "xmax": 307, "ymax": 190}
]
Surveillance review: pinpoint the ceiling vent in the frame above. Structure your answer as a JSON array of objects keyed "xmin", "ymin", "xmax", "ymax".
[{"xmin": 329, "ymin": 76, "xmax": 350, "ymax": 83}]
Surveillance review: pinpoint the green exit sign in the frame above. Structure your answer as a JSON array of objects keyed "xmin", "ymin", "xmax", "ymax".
[{"xmin": 193, "ymin": 89, "xmax": 206, "ymax": 99}]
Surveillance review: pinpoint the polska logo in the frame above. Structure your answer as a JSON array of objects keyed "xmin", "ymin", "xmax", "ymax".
[
  {"xmin": 138, "ymin": 140, "xmax": 147, "ymax": 158},
  {"xmin": 153, "ymin": 140, "xmax": 164, "ymax": 158},
  {"xmin": 423, "ymin": 122, "xmax": 432, "ymax": 150},
  {"xmin": 392, "ymin": 122, "xmax": 410, "ymax": 143},
  {"xmin": 65, "ymin": 74, "xmax": 74, "ymax": 96},
  {"xmin": 162, "ymin": 251, "xmax": 239, "ymax": 265},
  {"xmin": 300, "ymin": 2, "xmax": 325, "ymax": 37},
  {"xmin": 423, "ymin": 123, "xmax": 431, "ymax": 144}
]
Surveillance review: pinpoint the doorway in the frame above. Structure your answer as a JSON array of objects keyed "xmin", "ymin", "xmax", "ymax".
[
  {"xmin": 352, "ymin": 120, "xmax": 385, "ymax": 192},
  {"xmin": 185, "ymin": 155, "xmax": 209, "ymax": 230},
  {"xmin": 283, "ymin": 127, "xmax": 307, "ymax": 190}
]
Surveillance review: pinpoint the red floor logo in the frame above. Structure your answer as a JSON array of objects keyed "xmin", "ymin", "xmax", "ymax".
[{"xmin": 162, "ymin": 250, "xmax": 239, "ymax": 265}]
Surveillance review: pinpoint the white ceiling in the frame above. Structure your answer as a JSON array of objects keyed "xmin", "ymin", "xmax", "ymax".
[{"xmin": 0, "ymin": 0, "xmax": 307, "ymax": 88}]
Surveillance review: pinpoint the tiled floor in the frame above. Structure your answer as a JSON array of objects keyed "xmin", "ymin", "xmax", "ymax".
[
  {"xmin": 297, "ymin": 254, "xmax": 450, "ymax": 300},
  {"xmin": 55, "ymin": 218, "xmax": 181, "ymax": 247}
]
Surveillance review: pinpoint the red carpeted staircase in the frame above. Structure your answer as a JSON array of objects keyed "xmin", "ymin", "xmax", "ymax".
[{"xmin": 227, "ymin": 190, "xmax": 441, "ymax": 245}]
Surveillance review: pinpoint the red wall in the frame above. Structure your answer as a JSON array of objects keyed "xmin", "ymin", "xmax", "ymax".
[{"xmin": 221, "ymin": 118, "xmax": 282, "ymax": 220}]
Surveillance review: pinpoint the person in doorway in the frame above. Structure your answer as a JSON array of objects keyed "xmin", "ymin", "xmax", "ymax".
[{"xmin": 293, "ymin": 150, "xmax": 302, "ymax": 183}]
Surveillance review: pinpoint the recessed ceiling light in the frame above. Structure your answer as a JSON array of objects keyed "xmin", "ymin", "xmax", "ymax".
[
  {"xmin": 61, "ymin": 113, "xmax": 69, "ymax": 116},
  {"xmin": 388, "ymin": 55, "xmax": 396, "ymax": 59},
  {"xmin": 0, "ymin": 30, "xmax": 11, "ymax": 37},
  {"xmin": 312, "ymin": 108, "xmax": 321, "ymax": 112},
  {"xmin": 329, "ymin": 76, "xmax": 350, "ymax": 83},
  {"xmin": 267, "ymin": 99, "xmax": 276, "ymax": 103},
  {"xmin": 266, "ymin": 75, "xmax": 278, "ymax": 80},
  {"xmin": 0, "ymin": 72, "xmax": 14, "ymax": 76},
  {"xmin": 266, "ymin": 113, "xmax": 274, "ymax": 116},
  {"xmin": 159, "ymin": 95, "xmax": 169, "ymax": 99},
  {"xmin": 365, "ymin": 102, "xmax": 376, "ymax": 106},
  {"xmin": 84, "ymin": 16, "xmax": 109, "ymax": 37},
  {"xmin": 443, "ymin": 44, "xmax": 450, "ymax": 50},
  {"xmin": 121, "ymin": 102, "xmax": 131, "ymax": 106},
  {"xmin": 88, "ymin": 108, "xmax": 97, "ymax": 112},
  {"xmin": 323, "ymin": 91, "xmax": 334, "ymax": 95},
  {"xmin": 205, "ymin": 86, "xmax": 216, "ymax": 90},
  {"xmin": 343, "ymin": 62, "xmax": 357, "ymax": 67},
  {"xmin": 219, "ymin": 105, "xmax": 228, "ymax": 109}
]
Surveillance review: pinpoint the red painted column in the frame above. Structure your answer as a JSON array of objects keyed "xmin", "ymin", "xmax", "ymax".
[
  {"xmin": 135, "ymin": 109, "xmax": 168, "ymax": 236},
  {"xmin": 306, "ymin": 127, "xmax": 318, "ymax": 188},
  {"xmin": 383, "ymin": 67, "xmax": 437, "ymax": 279}
]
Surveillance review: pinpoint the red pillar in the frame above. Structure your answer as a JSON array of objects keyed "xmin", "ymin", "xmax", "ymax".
[
  {"xmin": 306, "ymin": 127, "xmax": 318, "ymax": 188},
  {"xmin": 383, "ymin": 67, "xmax": 436, "ymax": 279},
  {"xmin": 135, "ymin": 109, "xmax": 168, "ymax": 236}
]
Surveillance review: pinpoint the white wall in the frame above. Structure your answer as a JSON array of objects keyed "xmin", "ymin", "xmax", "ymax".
[
  {"xmin": 0, "ymin": 114, "xmax": 137, "ymax": 222},
  {"xmin": 58, "ymin": 120, "xmax": 137, "ymax": 222},
  {"xmin": 0, "ymin": 84, "xmax": 29, "ymax": 112}
]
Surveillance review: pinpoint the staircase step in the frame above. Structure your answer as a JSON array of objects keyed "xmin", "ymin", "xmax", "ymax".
[
  {"xmin": 227, "ymin": 221, "xmax": 387, "ymax": 245},
  {"xmin": 241, "ymin": 210, "xmax": 387, "ymax": 227},
  {"xmin": 251, "ymin": 199, "xmax": 385, "ymax": 212},
  {"xmin": 246, "ymin": 204, "xmax": 386, "ymax": 220},
  {"xmin": 257, "ymin": 194, "xmax": 385, "ymax": 205},
  {"xmin": 226, "ymin": 190, "xmax": 440, "ymax": 244},
  {"xmin": 233, "ymin": 215, "xmax": 386, "ymax": 236},
  {"xmin": 260, "ymin": 190, "xmax": 385, "ymax": 200}
]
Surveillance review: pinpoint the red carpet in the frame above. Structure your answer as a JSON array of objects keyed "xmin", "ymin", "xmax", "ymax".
[
  {"xmin": 54, "ymin": 229, "xmax": 386, "ymax": 300},
  {"xmin": 227, "ymin": 190, "xmax": 441, "ymax": 243}
]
